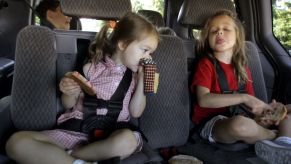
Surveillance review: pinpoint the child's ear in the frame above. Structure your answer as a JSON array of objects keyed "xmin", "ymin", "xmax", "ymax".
[
  {"xmin": 46, "ymin": 10, "xmax": 54, "ymax": 20},
  {"xmin": 46, "ymin": 9, "xmax": 57, "ymax": 24},
  {"xmin": 118, "ymin": 40, "xmax": 126, "ymax": 51}
]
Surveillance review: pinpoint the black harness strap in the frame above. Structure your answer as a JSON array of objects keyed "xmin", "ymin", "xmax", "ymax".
[
  {"xmin": 213, "ymin": 59, "xmax": 254, "ymax": 118},
  {"xmin": 213, "ymin": 59, "xmax": 245, "ymax": 93},
  {"xmin": 57, "ymin": 68, "xmax": 133, "ymax": 133},
  {"xmin": 81, "ymin": 68, "xmax": 133, "ymax": 134},
  {"xmin": 83, "ymin": 68, "xmax": 132, "ymax": 120}
]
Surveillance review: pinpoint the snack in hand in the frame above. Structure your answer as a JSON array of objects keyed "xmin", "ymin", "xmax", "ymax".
[
  {"xmin": 260, "ymin": 103, "xmax": 287, "ymax": 122},
  {"xmin": 65, "ymin": 71, "xmax": 96, "ymax": 96},
  {"xmin": 140, "ymin": 58, "xmax": 159, "ymax": 94}
]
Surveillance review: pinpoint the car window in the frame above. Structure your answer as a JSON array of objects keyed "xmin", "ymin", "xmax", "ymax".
[
  {"xmin": 80, "ymin": 0, "xmax": 164, "ymax": 32},
  {"xmin": 272, "ymin": 0, "xmax": 291, "ymax": 55}
]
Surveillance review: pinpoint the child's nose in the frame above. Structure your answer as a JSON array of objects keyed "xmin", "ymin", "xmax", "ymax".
[
  {"xmin": 143, "ymin": 53, "xmax": 152, "ymax": 59},
  {"xmin": 217, "ymin": 30, "xmax": 223, "ymax": 35}
]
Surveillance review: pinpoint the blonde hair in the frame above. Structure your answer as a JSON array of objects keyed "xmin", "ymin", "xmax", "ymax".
[
  {"xmin": 89, "ymin": 12, "xmax": 160, "ymax": 64},
  {"xmin": 198, "ymin": 9, "xmax": 248, "ymax": 86}
]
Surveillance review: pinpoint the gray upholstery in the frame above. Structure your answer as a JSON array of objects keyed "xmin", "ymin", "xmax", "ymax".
[
  {"xmin": 138, "ymin": 10, "xmax": 165, "ymax": 27},
  {"xmin": 0, "ymin": 96, "xmax": 14, "ymax": 153},
  {"xmin": 178, "ymin": 0, "xmax": 236, "ymax": 28},
  {"xmin": 60, "ymin": 0, "xmax": 132, "ymax": 20},
  {"xmin": 139, "ymin": 35, "xmax": 189, "ymax": 149},
  {"xmin": 121, "ymin": 142, "xmax": 162, "ymax": 164},
  {"xmin": 11, "ymin": 26, "xmax": 57, "ymax": 130},
  {"xmin": 55, "ymin": 30, "xmax": 95, "ymax": 83},
  {"xmin": 245, "ymin": 41, "xmax": 268, "ymax": 102}
]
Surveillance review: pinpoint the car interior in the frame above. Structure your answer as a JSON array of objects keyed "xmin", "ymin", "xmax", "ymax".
[{"xmin": 0, "ymin": 0, "xmax": 290, "ymax": 163}]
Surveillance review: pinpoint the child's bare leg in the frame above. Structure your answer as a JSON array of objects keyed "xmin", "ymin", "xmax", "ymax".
[
  {"xmin": 278, "ymin": 112, "xmax": 291, "ymax": 137},
  {"xmin": 213, "ymin": 115, "xmax": 276, "ymax": 144},
  {"xmin": 6, "ymin": 131, "xmax": 75, "ymax": 164},
  {"xmin": 72, "ymin": 129, "xmax": 138, "ymax": 162}
]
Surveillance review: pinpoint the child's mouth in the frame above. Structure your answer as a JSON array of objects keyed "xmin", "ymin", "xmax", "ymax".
[{"xmin": 216, "ymin": 38, "xmax": 225, "ymax": 44}]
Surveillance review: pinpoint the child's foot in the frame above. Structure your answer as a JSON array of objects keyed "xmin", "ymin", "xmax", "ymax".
[{"xmin": 255, "ymin": 137, "xmax": 291, "ymax": 164}]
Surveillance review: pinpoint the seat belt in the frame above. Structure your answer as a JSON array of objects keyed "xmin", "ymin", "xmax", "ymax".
[
  {"xmin": 213, "ymin": 59, "xmax": 245, "ymax": 93},
  {"xmin": 83, "ymin": 68, "xmax": 132, "ymax": 120},
  {"xmin": 57, "ymin": 68, "xmax": 133, "ymax": 134},
  {"xmin": 213, "ymin": 59, "xmax": 254, "ymax": 118}
]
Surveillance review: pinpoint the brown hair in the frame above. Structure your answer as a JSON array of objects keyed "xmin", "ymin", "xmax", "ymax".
[
  {"xmin": 35, "ymin": 0, "xmax": 60, "ymax": 27},
  {"xmin": 198, "ymin": 9, "xmax": 247, "ymax": 85},
  {"xmin": 89, "ymin": 12, "xmax": 160, "ymax": 64}
]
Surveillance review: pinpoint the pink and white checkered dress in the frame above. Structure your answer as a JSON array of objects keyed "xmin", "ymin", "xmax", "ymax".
[{"xmin": 42, "ymin": 56, "xmax": 141, "ymax": 149}]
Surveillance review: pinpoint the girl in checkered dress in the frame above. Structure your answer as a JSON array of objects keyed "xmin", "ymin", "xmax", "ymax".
[{"xmin": 6, "ymin": 12, "xmax": 159, "ymax": 164}]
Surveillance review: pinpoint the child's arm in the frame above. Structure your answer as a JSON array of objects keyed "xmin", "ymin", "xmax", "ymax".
[
  {"xmin": 59, "ymin": 77, "xmax": 82, "ymax": 109},
  {"xmin": 129, "ymin": 66, "xmax": 146, "ymax": 118},
  {"xmin": 196, "ymin": 85, "xmax": 272, "ymax": 116}
]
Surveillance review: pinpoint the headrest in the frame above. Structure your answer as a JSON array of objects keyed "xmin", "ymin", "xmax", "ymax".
[
  {"xmin": 60, "ymin": 0, "xmax": 132, "ymax": 20},
  {"xmin": 137, "ymin": 10, "xmax": 165, "ymax": 27},
  {"xmin": 178, "ymin": 0, "xmax": 236, "ymax": 29}
]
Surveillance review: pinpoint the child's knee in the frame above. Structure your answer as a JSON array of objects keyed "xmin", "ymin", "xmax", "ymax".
[
  {"xmin": 228, "ymin": 116, "xmax": 257, "ymax": 137},
  {"xmin": 114, "ymin": 129, "xmax": 138, "ymax": 155},
  {"xmin": 6, "ymin": 131, "xmax": 34, "ymax": 156}
]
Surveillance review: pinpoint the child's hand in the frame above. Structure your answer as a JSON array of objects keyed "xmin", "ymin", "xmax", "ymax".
[
  {"xmin": 244, "ymin": 95, "xmax": 273, "ymax": 116},
  {"xmin": 59, "ymin": 77, "xmax": 81, "ymax": 96},
  {"xmin": 137, "ymin": 65, "xmax": 144, "ymax": 80}
]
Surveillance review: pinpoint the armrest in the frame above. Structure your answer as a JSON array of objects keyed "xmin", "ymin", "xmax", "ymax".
[
  {"xmin": 0, "ymin": 96, "xmax": 15, "ymax": 153},
  {"xmin": 0, "ymin": 58, "xmax": 14, "ymax": 99},
  {"xmin": 0, "ymin": 57, "xmax": 14, "ymax": 78}
]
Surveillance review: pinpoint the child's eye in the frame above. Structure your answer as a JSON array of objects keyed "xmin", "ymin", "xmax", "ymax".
[{"xmin": 210, "ymin": 30, "xmax": 218, "ymax": 34}]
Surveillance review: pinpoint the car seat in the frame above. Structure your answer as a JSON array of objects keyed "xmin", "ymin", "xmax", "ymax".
[
  {"xmin": 137, "ymin": 10, "xmax": 165, "ymax": 27},
  {"xmin": 137, "ymin": 10, "xmax": 176, "ymax": 36},
  {"xmin": 176, "ymin": 0, "xmax": 269, "ymax": 163}
]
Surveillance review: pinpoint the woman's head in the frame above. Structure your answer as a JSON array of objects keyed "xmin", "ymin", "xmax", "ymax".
[
  {"xmin": 198, "ymin": 9, "xmax": 248, "ymax": 84},
  {"xmin": 89, "ymin": 12, "xmax": 159, "ymax": 72},
  {"xmin": 35, "ymin": 0, "xmax": 71, "ymax": 30}
]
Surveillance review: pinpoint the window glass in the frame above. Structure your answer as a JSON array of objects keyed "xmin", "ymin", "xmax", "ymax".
[
  {"xmin": 272, "ymin": 0, "xmax": 291, "ymax": 55},
  {"xmin": 80, "ymin": 0, "xmax": 164, "ymax": 32},
  {"xmin": 131, "ymin": 0, "xmax": 164, "ymax": 15}
]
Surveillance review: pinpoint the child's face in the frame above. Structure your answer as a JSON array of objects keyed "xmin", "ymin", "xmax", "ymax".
[
  {"xmin": 120, "ymin": 34, "xmax": 158, "ymax": 72},
  {"xmin": 208, "ymin": 15, "xmax": 237, "ymax": 55},
  {"xmin": 47, "ymin": 6, "xmax": 72, "ymax": 30}
]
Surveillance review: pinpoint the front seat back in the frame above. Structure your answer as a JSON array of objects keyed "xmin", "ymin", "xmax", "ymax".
[{"xmin": 11, "ymin": 26, "xmax": 57, "ymax": 130}]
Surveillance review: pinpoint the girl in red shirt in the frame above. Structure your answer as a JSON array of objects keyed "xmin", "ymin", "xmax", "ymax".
[{"xmin": 191, "ymin": 10, "xmax": 291, "ymax": 161}]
